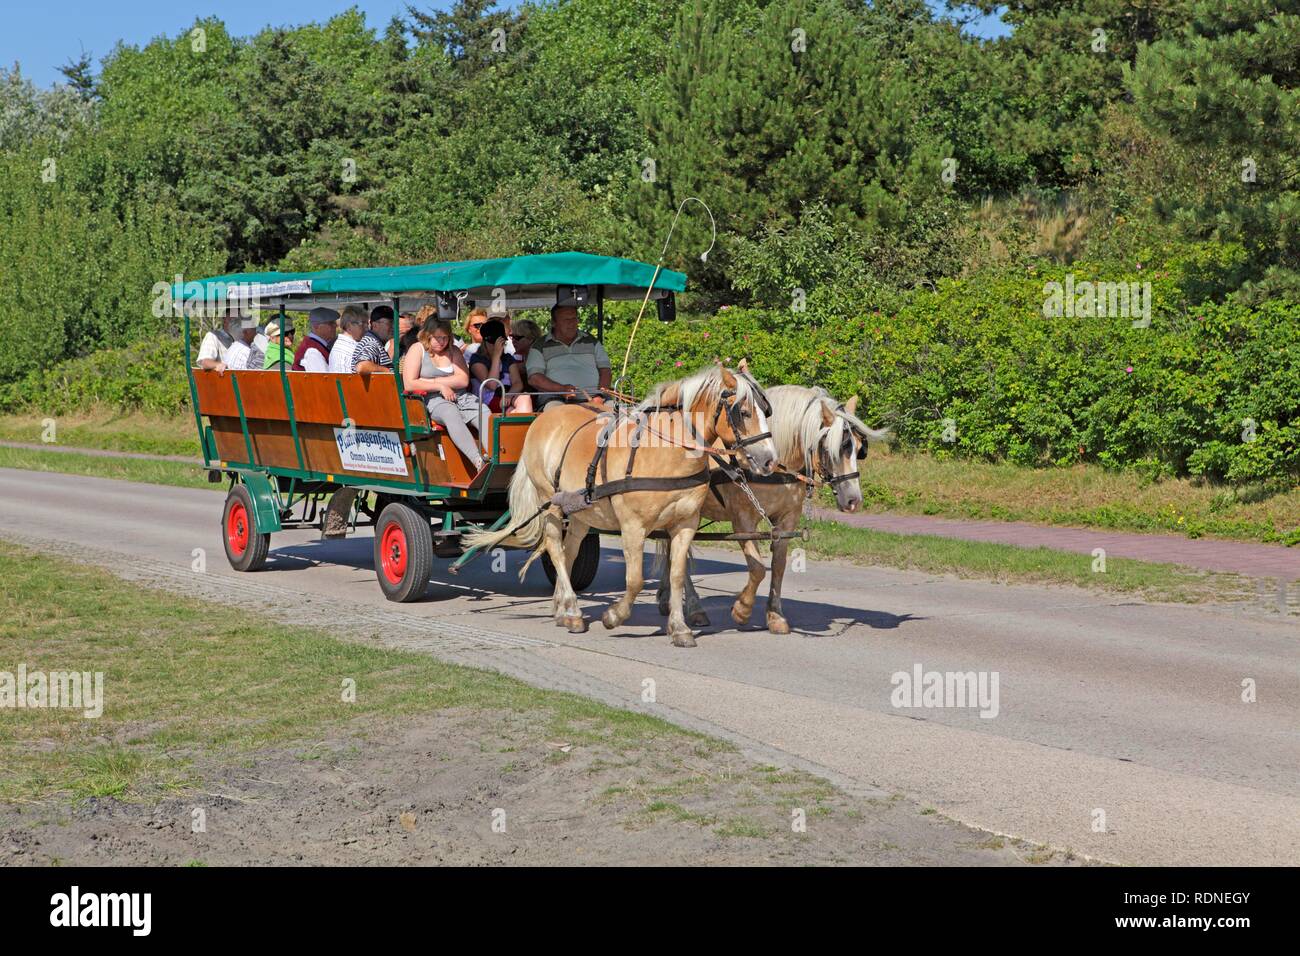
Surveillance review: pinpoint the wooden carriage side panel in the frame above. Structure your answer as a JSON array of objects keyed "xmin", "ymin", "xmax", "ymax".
[
  {"xmin": 194, "ymin": 369, "xmax": 426, "ymax": 432},
  {"xmin": 196, "ymin": 369, "xmax": 534, "ymax": 491}
]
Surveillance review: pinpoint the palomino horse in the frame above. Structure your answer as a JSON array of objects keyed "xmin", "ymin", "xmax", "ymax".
[
  {"xmin": 656, "ymin": 385, "xmax": 891, "ymax": 633},
  {"xmin": 462, "ymin": 365, "xmax": 779, "ymax": 646}
]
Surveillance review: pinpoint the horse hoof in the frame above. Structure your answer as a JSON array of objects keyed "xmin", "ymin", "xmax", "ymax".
[
  {"xmin": 766, "ymin": 612, "xmax": 791, "ymax": 635},
  {"xmin": 566, "ymin": 615, "xmax": 588, "ymax": 634},
  {"xmin": 670, "ymin": 631, "xmax": 698, "ymax": 648},
  {"xmin": 687, "ymin": 610, "xmax": 711, "ymax": 629},
  {"xmin": 600, "ymin": 608, "xmax": 624, "ymax": 630},
  {"xmin": 730, "ymin": 602, "xmax": 752, "ymax": 626}
]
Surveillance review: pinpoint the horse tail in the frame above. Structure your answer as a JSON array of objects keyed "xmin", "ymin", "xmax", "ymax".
[
  {"xmin": 461, "ymin": 459, "xmax": 549, "ymax": 554},
  {"xmin": 652, "ymin": 538, "xmax": 670, "ymax": 578},
  {"xmin": 652, "ymin": 537, "xmax": 695, "ymax": 578}
]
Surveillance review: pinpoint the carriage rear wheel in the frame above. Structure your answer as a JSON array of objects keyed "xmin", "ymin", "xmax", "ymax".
[
  {"xmin": 374, "ymin": 502, "xmax": 433, "ymax": 603},
  {"xmin": 222, "ymin": 484, "xmax": 270, "ymax": 572},
  {"xmin": 542, "ymin": 532, "xmax": 601, "ymax": 592}
]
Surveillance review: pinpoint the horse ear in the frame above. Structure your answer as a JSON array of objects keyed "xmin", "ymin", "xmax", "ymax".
[
  {"xmin": 738, "ymin": 357, "xmax": 750, "ymax": 374},
  {"xmin": 844, "ymin": 395, "xmax": 859, "ymax": 414},
  {"xmin": 821, "ymin": 402, "xmax": 835, "ymax": 427},
  {"xmin": 719, "ymin": 367, "xmax": 738, "ymax": 390}
]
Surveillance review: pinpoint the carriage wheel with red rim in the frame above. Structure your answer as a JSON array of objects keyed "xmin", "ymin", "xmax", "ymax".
[
  {"xmin": 222, "ymin": 484, "xmax": 270, "ymax": 572},
  {"xmin": 374, "ymin": 502, "xmax": 433, "ymax": 602}
]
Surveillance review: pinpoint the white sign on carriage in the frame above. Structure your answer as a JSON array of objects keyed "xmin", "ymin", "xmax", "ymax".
[{"xmin": 333, "ymin": 427, "xmax": 409, "ymax": 476}]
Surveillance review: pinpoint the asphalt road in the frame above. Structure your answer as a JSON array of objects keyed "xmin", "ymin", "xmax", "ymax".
[{"xmin": 2, "ymin": 467, "xmax": 1296, "ymax": 865}]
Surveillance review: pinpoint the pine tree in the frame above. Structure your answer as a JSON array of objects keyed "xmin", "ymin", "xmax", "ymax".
[
  {"xmin": 623, "ymin": 0, "xmax": 953, "ymax": 299},
  {"xmin": 58, "ymin": 49, "xmax": 97, "ymax": 101},
  {"xmin": 1128, "ymin": 1, "xmax": 1300, "ymax": 285},
  {"xmin": 405, "ymin": 0, "xmax": 522, "ymax": 78}
]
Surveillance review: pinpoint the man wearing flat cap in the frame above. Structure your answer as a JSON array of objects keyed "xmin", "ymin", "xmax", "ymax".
[{"xmin": 292, "ymin": 307, "xmax": 339, "ymax": 372}]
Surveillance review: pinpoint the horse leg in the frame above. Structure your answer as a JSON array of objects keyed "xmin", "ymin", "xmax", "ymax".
[
  {"xmin": 655, "ymin": 539, "xmax": 670, "ymax": 617},
  {"xmin": 601, "ymin": 522, "xmax": 646, "ymax": 630},
  {"xmin": 544, "ymin": 515, "xmax": 586, "ymax": 633},
  {"xmin": 683, "ymin": 549, "xmax": 710, "ymax": 628},
  {"xmin": 765, "ymin": 513, "xmax": 798, "ymax": 635},
  {"xmin": 667, "ymin": 522, "xmax": 698, "ymax": 647},
  {"xmin": 728, "ymin": 513, "xmax": 767, "ymax": 627}
]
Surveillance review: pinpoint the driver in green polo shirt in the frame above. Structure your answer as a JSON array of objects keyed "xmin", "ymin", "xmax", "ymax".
[{"xmin": 525, "ymin": 304, "xmax": 612, "ymax": 408}]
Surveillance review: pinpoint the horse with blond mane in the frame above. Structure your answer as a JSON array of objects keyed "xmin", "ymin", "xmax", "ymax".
[
  {"xmin": 463, "ymin": 364, "xmax": 778, "ymax": 646},
  {"xmin": 655, "ymin": 384, "xmax": 891, "ymax": 633}
]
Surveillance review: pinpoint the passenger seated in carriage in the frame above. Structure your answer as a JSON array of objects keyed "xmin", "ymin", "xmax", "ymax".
[
  {"xmin": 223, "ymin": 318, "xmax": 262, "ymax": 371},
  {"xmin": 292, "ymin": 307, "xmax": 339, "ymax": 372},
  {"xmin": 468, "ymin": 319, "xmax": 533, "ymax": 414},
  {"xmin": 328, "ymin": 306, "xmax": 367, "ymax": 373},
  {"xmin": 401, "ymin": 317, "xmax": 488, "ymax": 472},
  {"xmin": 260, "ymin": 320, "xmax": 295, "ymax": 369},
  {"xmin": 525, "ymin": 304, "xmax": 611, "ymax": 407},
  {"xmin": 195, "ymin": 310, "xmax": 242, "ymax": 372},
  {"xmin": 352, "ymin": 305, "xmax": 394, "ymax": 373}
]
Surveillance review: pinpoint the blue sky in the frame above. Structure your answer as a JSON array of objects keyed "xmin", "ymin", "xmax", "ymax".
[{"xmin": 4, "ymin": 1, "xmax": 1010, "ymax": 89}]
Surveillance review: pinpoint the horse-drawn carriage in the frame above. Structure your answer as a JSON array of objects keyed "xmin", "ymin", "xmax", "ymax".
[
  {"xmin": 182, "ymin": 253, "xmax": 684, "ymax": 600},
  {"xmin": 181, "ymin": 252, "xmax": 882, "ymax": 644}
]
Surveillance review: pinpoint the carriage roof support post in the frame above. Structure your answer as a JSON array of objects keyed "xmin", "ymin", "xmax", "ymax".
[
  {"xmin": 596, "ymin": 285, "xmax": 605, "ymax": 343},
  {"xmin": 390, "ymin": 296, "xmax": 427, "ymax": 492},
  {"xmin": 277, "ymin": 304, "xmax": 306, "ymax": 472},
  {"xmin": 182, "ymin": 307, "xmax": 210, "ymax": 467}
]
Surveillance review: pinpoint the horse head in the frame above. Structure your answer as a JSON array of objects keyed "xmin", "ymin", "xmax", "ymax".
[
  {"xmin": 816, "ymin": 394, "xmax": 865, "ymax": 513},
  {"xmin": 710, "ymin": 362, "xmax": 778, "ymax": 476}
]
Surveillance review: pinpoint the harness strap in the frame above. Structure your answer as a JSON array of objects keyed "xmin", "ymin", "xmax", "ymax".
[
  {"xmin": 554, "ymin": 414, "xmax": 608, "ymax": 490},
  {"xmin": 710, "ymin": 470, "xmax": 801, "ymax": 487},
  {"xmin": 586, "ymin": 469, "xmax": 711, "ymax": 502}
]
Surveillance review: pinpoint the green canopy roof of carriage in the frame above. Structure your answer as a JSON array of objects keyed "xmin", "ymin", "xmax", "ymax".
[{"xmin": 173, "ymin": 252, "xmax": 687, "ymax": 309}]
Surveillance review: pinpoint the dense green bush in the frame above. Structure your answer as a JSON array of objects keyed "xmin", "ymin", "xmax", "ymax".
[
  {"xmin": 609, "ymin": 246, "xmax": 1298, "ymax": 484},
  {"xmin": 1, "ymin": 335, "xmax": 190, "ymax": 415}
]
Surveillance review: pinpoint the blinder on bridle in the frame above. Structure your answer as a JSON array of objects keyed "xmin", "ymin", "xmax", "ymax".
[
  {"xmin": 715, "ymin": 387, "xmax": 773, "ymax": 452},
  {"xmin": 816, "ymin": 401, "xmax": 868, "ymax": 488},
  {"xmin": 737, "ymin": 371, "xmax": 774, "ymax": 416}
]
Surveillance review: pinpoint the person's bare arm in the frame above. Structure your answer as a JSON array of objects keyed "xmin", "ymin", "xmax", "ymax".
[
  {"xmin": 507, "ymin": 360, "xmax": 527, "ymax": 394},
  {"xmin": 356, "ymin": 361, "xmax": 389, "ymax": 374},
  {"xmin": 442, "ymin": 349, "xmax": 472, "ymax": 391},
  {"xmin": 402, "ymin": 348, "xmax": 444, "ymax": 392},
  {"xmin": 528, "ymin": 371, "xmax": 578, "ymax": 398},
  {"xmin": 198, "ymin": 358, "xmax": 225, "ymax": 372}
]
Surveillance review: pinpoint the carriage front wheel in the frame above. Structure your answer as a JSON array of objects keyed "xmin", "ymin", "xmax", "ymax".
[
  {"xmin": 222, "ymin": 484, "xmax": 270, "ymax": 572},
  {"xmin": 374, "ymin": 502, "xmax": 434, "ymax": 602},
  {"xmin": 542, "ymin": 531, "xmax": 601, "ymax": 592}
]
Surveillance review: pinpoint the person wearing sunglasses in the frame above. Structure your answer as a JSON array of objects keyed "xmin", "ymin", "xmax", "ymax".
[{"xmin": 469, "ymin": 319, "xmax": 533, "ymax": 414}]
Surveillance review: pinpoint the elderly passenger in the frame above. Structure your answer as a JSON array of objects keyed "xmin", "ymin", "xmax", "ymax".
[
  {"xmin": 525, "ymin": 305, "xmax": 611, "ymax": 407},
  {"xmin": 292, "ymin": 307, "xmax": 339, "ymax": 372},
  {"xmin": 261, "ymin": 321, "xmax": 296, "ymax": 369},
  {"xmin": 223, "ymin": 318, "xmax": 261, "ymax": 370},
  {"xmin": 328, "ymin": 306, "xmax": 367, "ymax": 373},
  {"xmin": 196, "ymin": 311, "xmax": 242, "ymax": 372},
  {"xmin": 354, "ymin": 305, "xmax": 394, "ymax": 374}
]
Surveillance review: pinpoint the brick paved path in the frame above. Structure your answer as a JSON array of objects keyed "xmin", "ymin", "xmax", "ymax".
[{"xmin": 812, "ymin": 507, "xmax": 1300, "ymax": 580}]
